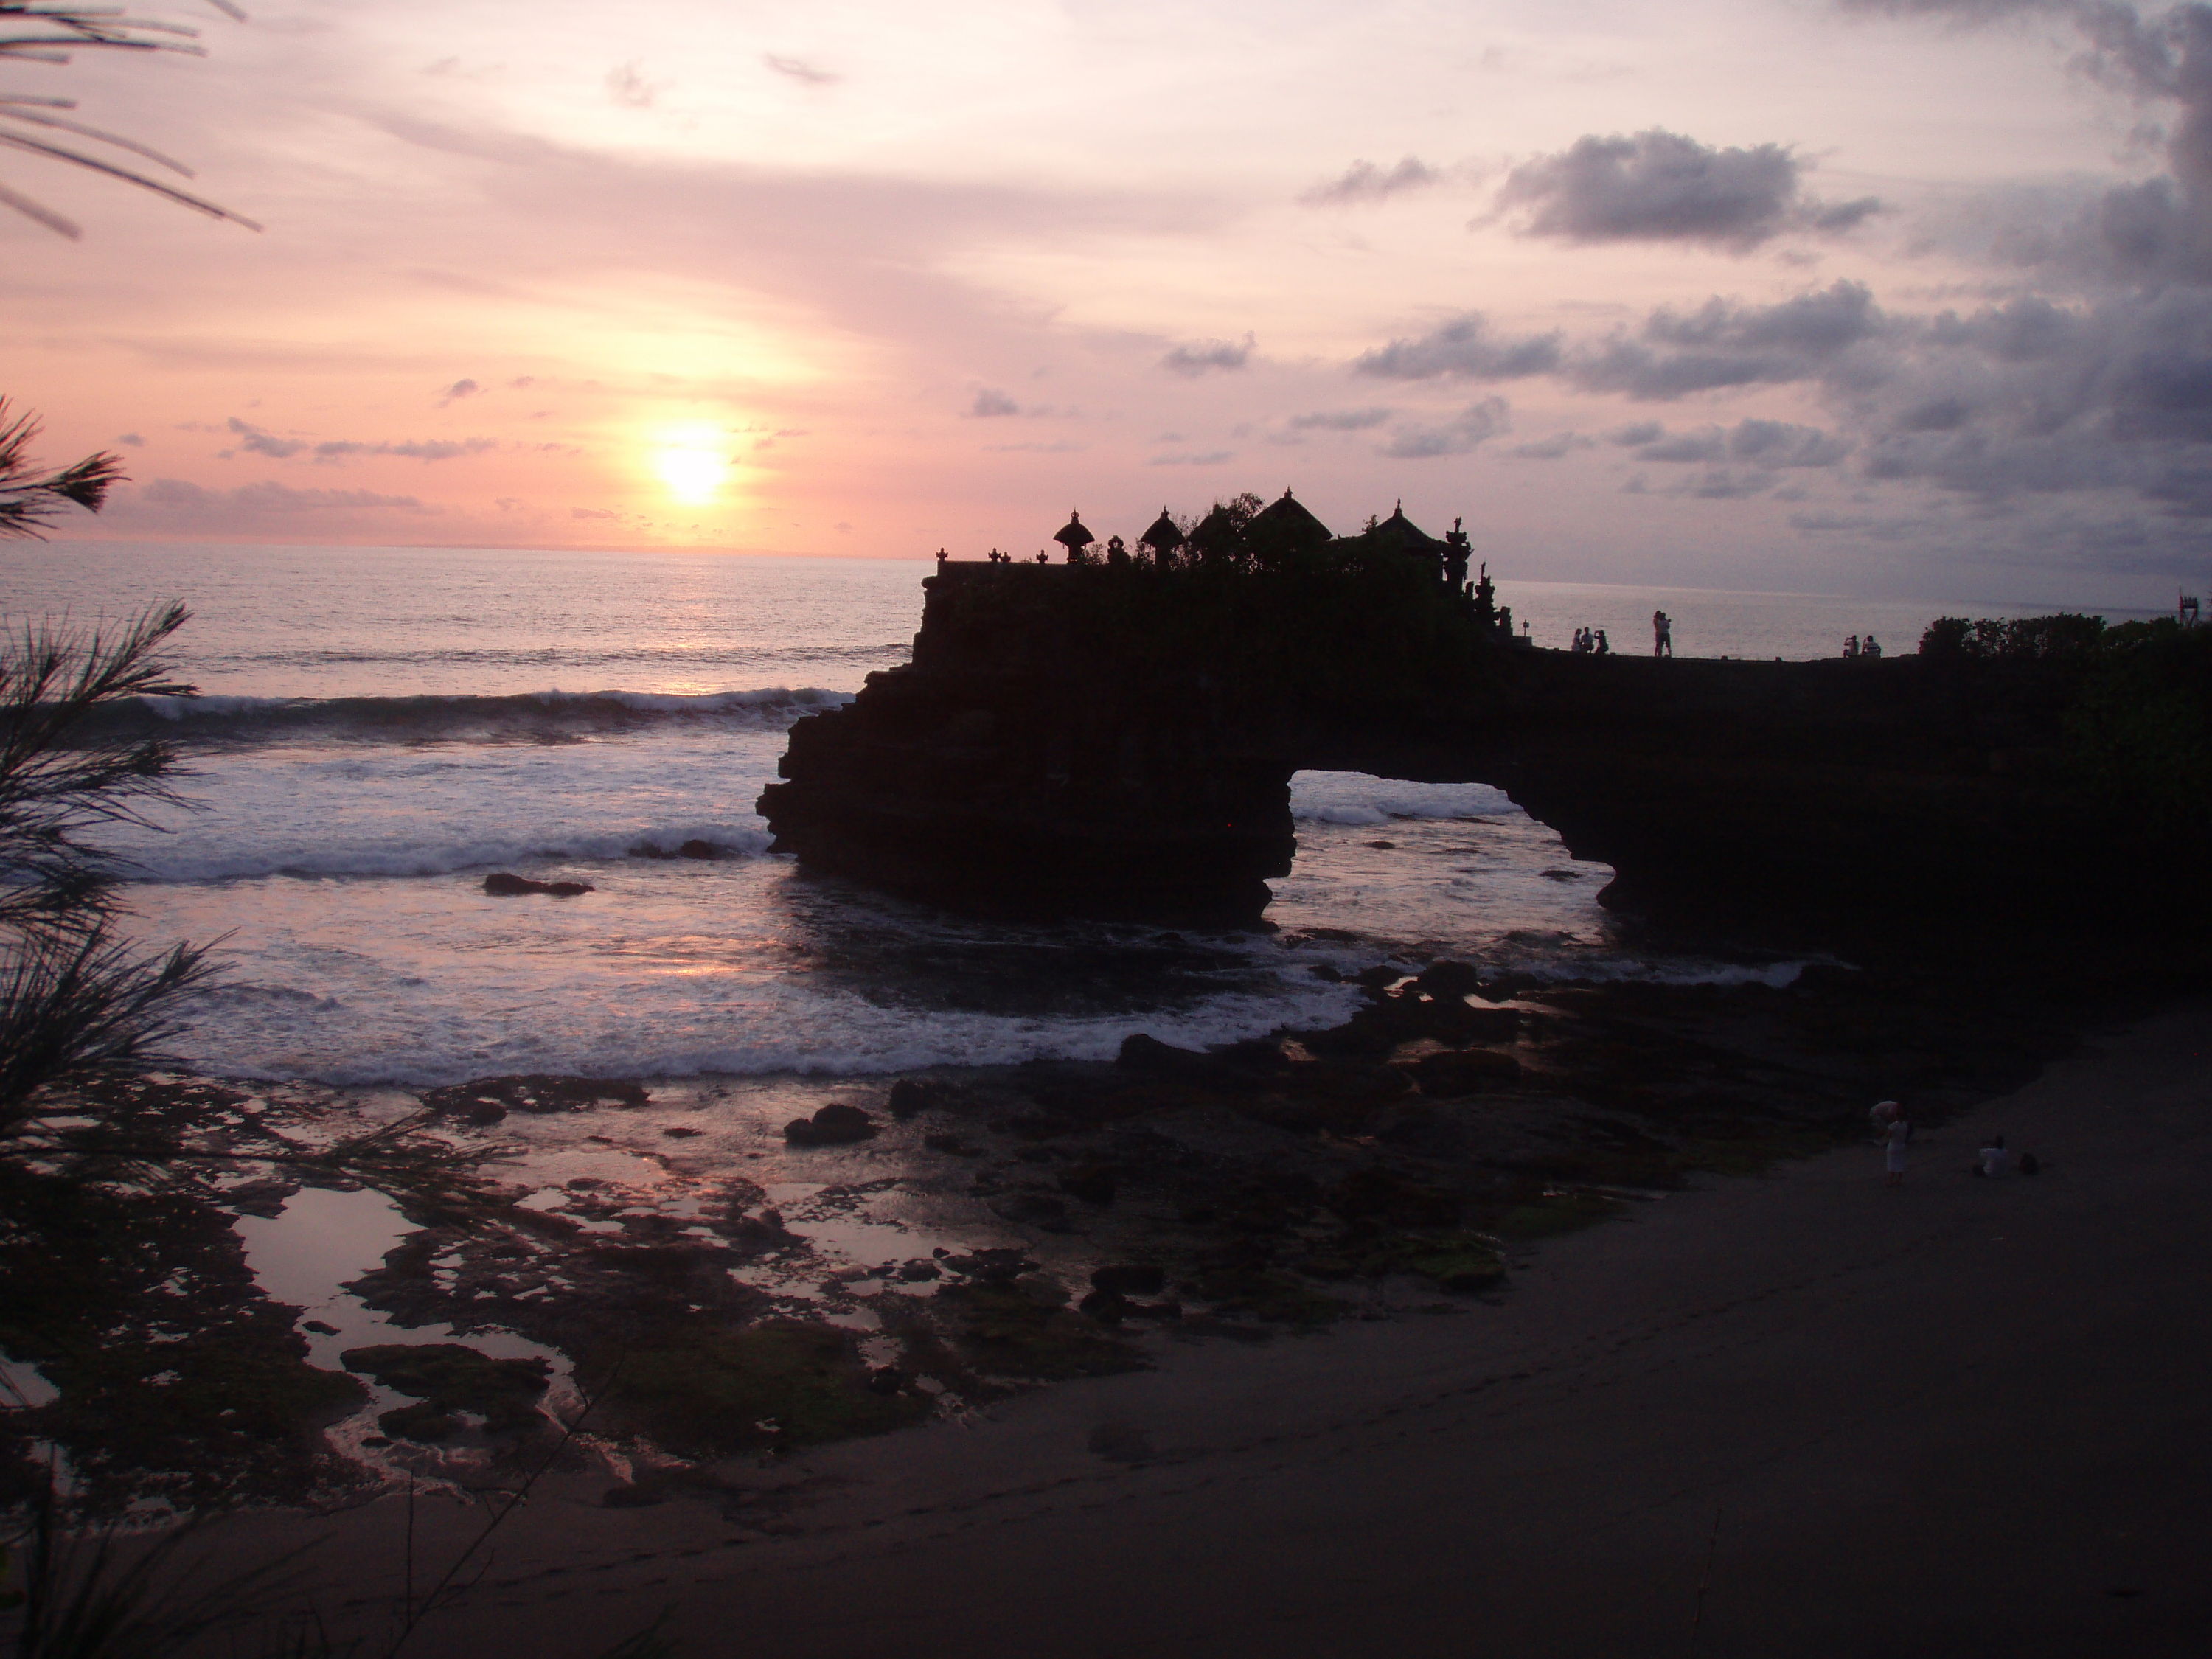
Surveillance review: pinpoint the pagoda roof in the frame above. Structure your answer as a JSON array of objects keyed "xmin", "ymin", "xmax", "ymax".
[
  {"xmin": 1362, "ymin": 502, "xmax": 1445, "ymax": 555},
  {"xmin": 1247, "ymin": 488, "xmax": 1332, "ymax": 546},
  {"xmin": 1138, "ymin": 508, "xmax": 1183, "ymax": 551},
  {"xmin": 1052, "ymin": 511, "xmax": 1096, "ymax": 549}
]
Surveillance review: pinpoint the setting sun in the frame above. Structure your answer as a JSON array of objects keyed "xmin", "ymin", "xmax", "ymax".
[{"xmin": 653, "ymin": 431, "xmax": 731, "ymax": 504}]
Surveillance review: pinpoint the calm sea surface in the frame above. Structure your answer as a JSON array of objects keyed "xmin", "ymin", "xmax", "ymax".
[{"xmin": 1, "ymin": 542, "xmax": 2156, "ymax": 1085}]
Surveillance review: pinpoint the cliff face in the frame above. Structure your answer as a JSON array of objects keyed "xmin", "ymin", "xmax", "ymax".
[{"xmin": 759, "ymin": 563, "xmax": 2176, "ymax": 939}]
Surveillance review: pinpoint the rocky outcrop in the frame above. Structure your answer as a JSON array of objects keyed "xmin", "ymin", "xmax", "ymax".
[{"xmin": 759, "ymin": 561, "xmax": 2194, "ymax": 945}]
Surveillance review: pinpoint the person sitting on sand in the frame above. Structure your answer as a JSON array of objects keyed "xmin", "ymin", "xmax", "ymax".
[
  {"xmin": 1884, "ymin": 1113, "xmax": 1911, "ymax": 1186},
  {"xmin": 1863, "ymin": 635, "xmax": 1882, "ymax": 658},
  {"xmin": 1594, "ymin": 629, "xmax": 1610, "ymax": 655},
  {"xmin": 1978, "ymin": 1135, "xmax": 2011, "ymax": 1178},
  {"xmin": 1844, "ymin": 634, "xmax": 1860, "ymax": 659}
]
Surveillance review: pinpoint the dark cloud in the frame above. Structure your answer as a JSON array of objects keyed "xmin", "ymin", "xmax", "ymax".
[
  {"xmin": 225, "ymin": 417, "xmax": 305, "ymax": 459},
  {"xmin": 223, "ymin": 416, "xmax": 496, "ymax": 463},
  {"xmin": 1495, "ymin": 129, "xmax": 1881, "ymax": 252},
  {"xmin": 439, "ymin": 378, "xmax": 480, "ymax": 404},
  {"xmin": 1506, "ymin": 431, "xmax": 1596, "ymax": 459},
  {"xmin": 1160, "ymin": 335, "xmax": 1253, "ymax": 375},
  {"xmin": 1381, "ymin": 397, "xmax": 1511, "ymax": 458},
  {"xmin": 1354, "ymin": 313, "xmax": 1562, "ymax": 380},
  {"xmin": 1604, "ymin": 420, "xmax": 1665, "ymax": 445},
  {"xmin": 1287, "ymin": 407, "xmax": 1393, "ymax": 430},
  {"xmin": 763, "ymin": 55, "xmax": 839, "ymax": 86},
  {"xmin": 114, "ymin": 432, "xmax": 144, "ymax": 448},
  {"xmin": 1568, "ymin": 281, "xmax": 1889, "ymax": 399},
  {"xmin": 1832, "ymin": 1, "xmax": 2067, "ymax": 20},
  {"xmin": 1631, "ymin": 419, "xmax": 1851, "ymax": 467},
  {"xmin": 1301, "ymin": 156, "xmax": 1439, "ymax": 206},
  {"xmin": 312, "ymin": 437, "xmax": 499, "ymax": 462},
  {"xmin": 967, "ymin": 388, "xmax": 1020, "ymax": 417},
  {"xmin": 1148, "ymin": 451, "xmax": 1234, "ymax": 465}
]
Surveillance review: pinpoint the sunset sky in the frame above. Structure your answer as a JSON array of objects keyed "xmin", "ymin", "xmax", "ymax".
[{"xmin": 9, "ymin": 0, "xmax": 2212, "ymax": 602}]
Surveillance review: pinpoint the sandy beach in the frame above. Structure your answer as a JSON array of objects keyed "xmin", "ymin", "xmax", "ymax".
[{"xmin": 192, "ymin": 995, "xmax": 2211, "ymax": 1659}]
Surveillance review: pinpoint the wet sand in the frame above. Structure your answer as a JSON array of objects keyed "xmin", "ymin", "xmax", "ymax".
[{"xmin": 215, "ymin": 996, "xmax": 2212, "ymax": 1658}]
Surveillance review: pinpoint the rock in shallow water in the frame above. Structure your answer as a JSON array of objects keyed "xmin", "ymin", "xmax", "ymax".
[
  {"xmin": 481, "ymin": 872, "xmax": 594, "ymax": 897},
  {"xmin": 784, "ymin": 1102, "xmax": 878, "ymax": 1146}
]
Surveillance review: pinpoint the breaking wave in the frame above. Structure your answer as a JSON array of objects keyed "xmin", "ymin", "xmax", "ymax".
[
  {"xmin": 124, "ymin": 821, "xmax": 775, "ymax": 884},
  {"xmin": 83, "ymin": 686, "xmax": 852, "ymax": 747}
]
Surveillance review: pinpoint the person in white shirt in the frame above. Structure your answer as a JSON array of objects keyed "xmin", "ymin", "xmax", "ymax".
[{"xmin": 1978, "ymin": 1135, "xmax": 2010, "ymax": 1178}]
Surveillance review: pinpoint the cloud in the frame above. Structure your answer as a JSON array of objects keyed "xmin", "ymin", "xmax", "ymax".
[
  {"xmin": 763, "ymin": 54, "xmax": 839, "ymax": 86},
  {"xmin": 1832, "ymin": 1, "xmax": 2065, "ymax": 21},
  {"xmin": 1287, "ymin": 407, "xmax": 1393, "ymax": 430},
  {"xmin": 1381, "ymin": 397, "xmax": 1511, "ymax": 458},
  {"xmin": 1301, "ymin": 156, "xmax": 1439, "ymax": 206},
  {"xmin": 1160, "ymin": 335, "xmax": 1254, "ymax": 376},
  {"xmin": 1604, "ymin": 420, "xmax": 1664, "ymax": 445},
  {"xmin": 312, "ymin": 437, "xmax": 500, "ymax": 462},
  {"xmin": 605, "ymin": 62, "xmax": 667, "ymax": 109},
  {"xmin": 571, "ymin": 507, "xmax": 618, "ymax": 520},
  {"xmin": 1354, "ymin": 313, "xmax": 1562, "ymax": 380},
  {"xmin": 114, "ymin": 432, "xmax": 144, "ymax": 448},
  {"xmin": 983, "ymin": 440, "xmax": 1085, "ymax": 452},
  {"xmin": 224, "ymin": 417, "xmax": 307, "ymax": 459},
  {"xmin": 439, "ymin": 378, "xmax": 480, "ymax": 404},
  {"xmin": 966, "ymin": 388, "xmax": 1020, "ymax": 417},
  {"xmin": 1630, "ymin": 420, "xmax": 1851, "ymax": 467},
  {"xmin": 1507, "ymin": 431, "xmax": 1596, "ymax": 459},
  {"xmin": 111, "ymin": 479, "xmax": 439, "ymax": 532},
  {"xmin": 224, "ymin": 416, "xmax": 498, "ymax": 463},
  {"xmin": 1495, "ymin": 129, "xmax": 1882, "ymax": 252},
  {"xmin": 1148, "ymin": 451, "xmax": 1234, "ymax": 465},
  {"xmin": 1567, "ymin": 280, "xmax": 1889, "ymax": 399}
]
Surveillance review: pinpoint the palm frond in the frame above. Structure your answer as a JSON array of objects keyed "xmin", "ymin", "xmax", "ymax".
[{"xmin": 0, "ymin": 1, "xmax": 255, "ymax": 236}]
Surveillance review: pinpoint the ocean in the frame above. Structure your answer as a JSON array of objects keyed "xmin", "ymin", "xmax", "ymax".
[{"xmin": 2, "ymin": 541, "xmax": 2145, "ymax": 1088}]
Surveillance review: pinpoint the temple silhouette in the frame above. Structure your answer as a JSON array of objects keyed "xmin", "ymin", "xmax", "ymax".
[{"xmin": 764, "ymin": 490, "xmax": 2200, "ymax": 946}]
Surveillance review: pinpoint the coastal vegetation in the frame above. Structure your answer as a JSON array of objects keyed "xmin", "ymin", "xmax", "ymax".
[{"xmin": 1919, "ymin": 610, "xmax": 2212, "ymax": 855}]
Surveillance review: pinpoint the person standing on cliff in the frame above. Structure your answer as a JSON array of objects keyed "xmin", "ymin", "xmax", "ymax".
[
  {"xmin": 1652, "ymin": 610, "xmax": 1672, "ymax": 657},
  {"xmin": 1884, "ymin": 1113, "xmax": 1911, "ymax": 1187}
]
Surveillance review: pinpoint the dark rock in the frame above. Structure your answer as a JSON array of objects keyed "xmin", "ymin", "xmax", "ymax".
[
  {"xmin": 601, "ymin": 1482, "xmax": 664, "ymax": 1508},
  {"xmin": 1090, "ymin": 1263, "xmax": 1166, "ymax": 1297},
  {"xmin": 340, "ymin": 1343, "xmax": 551, "ymax": 1441},
  {"xmin": 662, "ymin": 1125, "xmax": 703, "ymax": 1138},
  {"xmin": 678, "ymin": 838, "xmax": 718, "ymax": 859},
  {"xmin": 1413, "ymin": 960, "xmax": 1486, "ymax": 999},
  {"xmin": 939, "ymin": 1248, "xmax": 1034, "ymax": 1282},
  {"xmin": 1057, "ymin": 1162, "xmax": 1120, "ymax": 1206},
  {"xmin": 222, "ymin": 1179, "xmax": 298, "ymax": 1219},
  {"xmin": 784, "ymin": 1102, "xmax": 878, "ymax": 1147},
  {"xmin": 1326, "ymin": 1167, "xmax": 1463, "ymax": 1226},
  {"xmin": 897, "ymin": 1261, "xmax": 942, "ymax": 1282},
  {"xmin": 1086, "ymin": 1421, "xmax": 1155, "ymax": 1463},
  {"xmin": 922, "ymin": 1132, "xmax": 983, "ymax": 1156},
  {"xmin": 755, "ymin": 559, "xmax": 2212, "ymax": 945},
  {"xmin": 420, "ymin": 1074, "xmax": 650, "ymax": 1116},
  {"xmin": 481, "ymin": 872, "xmax": 594, "ymax": 897},
  {"xmin": 302, "ymin": 1319, "xmax": 338, "ymax": 1336},
  {"xmin": 1117, "ymin": 1032, "xmax": 1206, "ymax": 1073},
  {"xmin": 1078, "ymin": 1287, "xmax": 1132, "ymax": 1324},
  {"xmin": 1408, "ymin": 1048, "xmax": 1523, "ymax": 1096},
  {"xmin": 991, "ymin": 1192, "xmax": 1073, "ymax": 1231}
]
